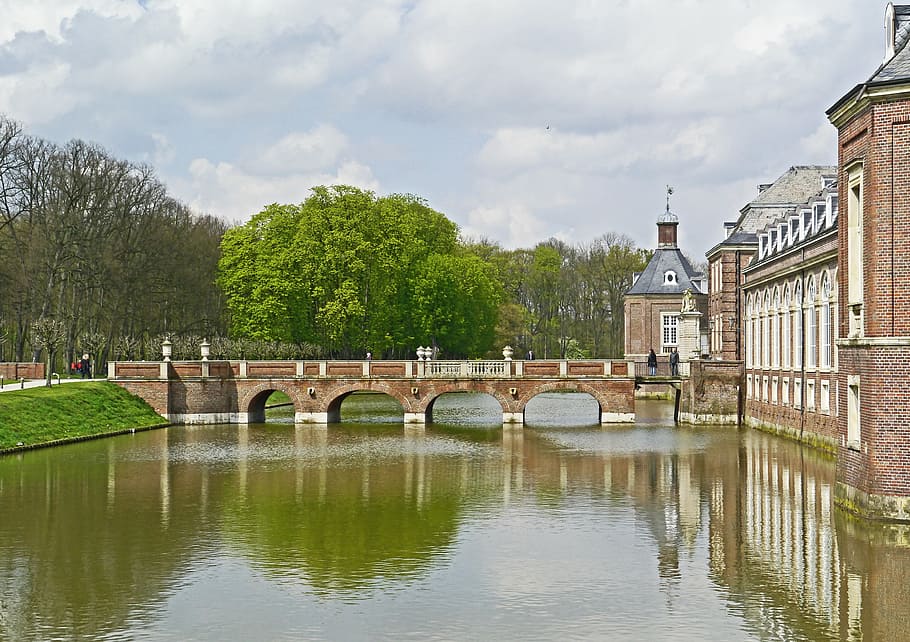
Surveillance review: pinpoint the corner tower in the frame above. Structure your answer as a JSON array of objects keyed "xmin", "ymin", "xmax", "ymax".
[{"xmin": 624, "ymin": 195, "xmax": 707, "ymax": 366}]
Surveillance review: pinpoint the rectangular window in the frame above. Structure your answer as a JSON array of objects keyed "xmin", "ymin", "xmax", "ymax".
[
  {"xmin": 762, "ymin": 376, "xmax": 769, "ymax": 402},
  {"xmin": 793, "ymin": 310, "xmax": 802, "ymax": 369},
  {"xmin": 794, "ymin": 378, "xmax": 803, "ymax": 409},
  {"xmin": 806, "ymin": 380, "xmax": 816, "ymax": 410},
  {"xmin": 820, "ymin": 380, "xmax": 830, "ymax": 414},
  {"xmin": 747, "ymin": 374, "xmax": 753, "ymax": 399},
  {"xmin": 771, "ymin": 376, "xmax": 778, "ymax": 404},
  {"xmin": 847, "ymin": 164, "xmax": 864, "ymax": 337},
  {"xmin": 848, "ymin": 375, "xmax": 861, "ymax": 448},
  {"xmin": 782, "ymin": 378, "xmax": 790, "ymax": 406},
  {"xmin": 662, "ymin": 313, "xmax": 678, "ymax": 351}
]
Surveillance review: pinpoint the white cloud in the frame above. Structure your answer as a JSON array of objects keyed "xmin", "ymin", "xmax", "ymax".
[
  {"xmin": 0, "ymin": 61, "xmax": 78, "ymax": 124},
  {"xmin": 0, "ymin": 0, "xmax": 886, "ymax": 256},
  {"xmin": 256, "ymin": 125, "xmax": 349, "ymax": 175},
  {"xmin": 171, "ymin": 124, "xmax": 379, "ymax": 221}
]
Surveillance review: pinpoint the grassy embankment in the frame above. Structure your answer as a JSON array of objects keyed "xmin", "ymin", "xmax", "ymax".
[{"xmin": 0, "ymin": 382, "xmax": 169, "ymax": 451}]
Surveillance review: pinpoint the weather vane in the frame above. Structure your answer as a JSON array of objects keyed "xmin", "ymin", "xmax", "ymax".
[{"xmin": 666, "ymin": 185, "xmax": 674, "ymax": 213}]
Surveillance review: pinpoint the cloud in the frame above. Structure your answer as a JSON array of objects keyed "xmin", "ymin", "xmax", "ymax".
[
  {"xmin": 170, "ymin": 124, "xmax": 379, "ymax": 221},
  {"xmin": 0, "ymin": 0, "xmax": 888, "ymax": 257},
  {"xmin": 255, "ymin": 125, "xmax": 349, "ymax": 175}
]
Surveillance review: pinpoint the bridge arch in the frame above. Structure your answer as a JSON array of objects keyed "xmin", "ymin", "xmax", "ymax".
[
  {"xmin": 323, "ymin": 382, "xmax": 417, "ymax": 423},
  {"xmin": 423, "ymin": 384, "xmax": 513, "ymax": 424},
  {"xmin": 517, "ymin": 381, "xmax": 610, "ymax": 424},
  {"xmin": 239, "ymin": 382, "xmax": 307, "ymax": 423}
]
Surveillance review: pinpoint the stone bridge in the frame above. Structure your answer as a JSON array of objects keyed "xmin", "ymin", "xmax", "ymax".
[{"xmin": 109, "ymin": 358, "xmax": 638, "ymax": 426}]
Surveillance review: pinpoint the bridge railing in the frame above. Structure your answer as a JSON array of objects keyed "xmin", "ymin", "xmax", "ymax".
[{"xmin": 108, "ymin": 359, "xmax": 638, "ymax": 380}]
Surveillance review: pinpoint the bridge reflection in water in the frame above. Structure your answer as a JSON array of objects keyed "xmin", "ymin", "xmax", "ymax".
[{"xmin": 0, "ymin": 396, "xmax": 902, "ymax": 639}]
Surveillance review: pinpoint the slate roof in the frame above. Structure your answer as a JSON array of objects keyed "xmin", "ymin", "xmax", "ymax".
[
  {"xmin": 626, "ymin": 247, "xmax": 703, "ymax": 296},
  {"xmin": 873, "ymin": 5, "xmax": 910, "ymax": 83},
  {"xmin": 707, "ymin": 166, "xmax": 835, "ymax": 257},
  {"xmin": 829, "ymin": 5, "xmax": 910, "ymax": 115}
]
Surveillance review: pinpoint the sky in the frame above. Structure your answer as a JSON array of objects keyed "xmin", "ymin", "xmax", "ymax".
[{"xmin": 0, "ymin": 1, "xmax": 891, "ymax": 258}]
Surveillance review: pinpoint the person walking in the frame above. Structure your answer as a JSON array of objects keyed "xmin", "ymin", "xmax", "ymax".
[
  {"xmin": 647, "ymin": 348, "xmax": 657, "ymax": 376},
  {"xmin": 79, "ymin": 353, "xmax": 91, "ymax": 379},
  {"xmin": 669, "ymin": 348, "xmax": 679, "ymax": 376}
]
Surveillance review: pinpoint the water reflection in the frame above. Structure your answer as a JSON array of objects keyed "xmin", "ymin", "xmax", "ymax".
[{"xmin": 0, "ymin": 396, "xmax": 907, "ymax": 640}]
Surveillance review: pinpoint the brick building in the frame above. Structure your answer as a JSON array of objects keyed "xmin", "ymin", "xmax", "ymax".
[
  {"xmin": 826, "ymin": 2, "xmax": 910, "ymax": 520},
  {"xmin": 740, "ymin": 181, "xmax": 839, "ymax": 450},
  {"xmin": 624, "ymin": 205, "xmax": 707, "ymax": 370},
  {"xmin": 706, "ymin": 166, "xmax": 836, "ymax": 363}
]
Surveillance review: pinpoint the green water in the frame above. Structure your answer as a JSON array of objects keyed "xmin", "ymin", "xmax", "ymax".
[{"xmin": 0, "ymin": 393, "xmax": 905, "ymax": 641}]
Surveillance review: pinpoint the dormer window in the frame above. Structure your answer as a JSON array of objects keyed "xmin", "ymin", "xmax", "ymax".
[
  {"xmin": 663, "ymin": 270, "xmax": 678, "ymax": 285},
  {"xmin": 827, "ymin": 194, "xmax": 839, "ymax": 226},
  {"xmin": 814, "ymin": 202, "xmax": 826, "ymax": 232},
  {"xmin": 801, "ymin": 208, "xmax": 813, "ymax": 241},
  {"xmin": 822, "ymin": 175, "xmax": 836, "ymax": 189}
]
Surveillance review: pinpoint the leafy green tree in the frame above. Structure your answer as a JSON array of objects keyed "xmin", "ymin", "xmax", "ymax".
[
  {"xmin": 218, "ymin": 186, "xmax": 501, "ymax": 358},
  {"xmin": 410, "ymin": 254, "xmax": 501, "ymax": 357}
]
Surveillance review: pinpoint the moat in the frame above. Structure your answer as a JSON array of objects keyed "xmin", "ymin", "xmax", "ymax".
[{"xmin": 0, "ymin": 393, "xmax": 905, "ymax": 641}]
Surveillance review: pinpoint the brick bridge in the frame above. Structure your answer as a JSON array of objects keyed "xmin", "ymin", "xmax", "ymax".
[{"xmin": 109, "ymin": 358, "xmax": 640, "ymax": 425}]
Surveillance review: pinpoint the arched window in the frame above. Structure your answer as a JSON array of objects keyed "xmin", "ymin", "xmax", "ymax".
[
  {"xmin": 821, "ymin": 272, "xmax": 832, "ymax": 369},
  {"xmin": 772, "ymin": 287, "xmax": 781, "ymax": 369},
  {"xmin": 793, "ymin": 279, "xmax": 803, "ymax": 369},
  {"xmin": 762, "ymin": 291, "xmax": 771, "ymax": 370},
  {"xmin": 745, "ymin": 294, "xmax": 753, "ymax": 368},
  {"xmin": 782, "ymin": 285, "xmax": 791, "ymax": 369},
  {"xmin": 806, "ymin": 276, "xmax": 817, "ymax": 369}
]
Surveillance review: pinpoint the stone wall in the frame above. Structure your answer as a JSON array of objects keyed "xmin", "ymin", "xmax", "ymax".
[{"xmin": 678, "ymin": 360, "xmax": 742, "ymax": 424}]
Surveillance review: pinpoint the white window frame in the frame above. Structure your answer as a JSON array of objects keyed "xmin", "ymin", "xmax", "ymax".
[{"xmin": 661, "ymin": 312, "xmax": 679, "ymax": 351}]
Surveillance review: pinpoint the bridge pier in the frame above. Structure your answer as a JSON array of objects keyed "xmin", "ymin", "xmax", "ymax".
[
  {"xmin": 404, "ymin": 412, "xmax": 427, "ymax": 424},
  {"xmin": 296, "ymin": 411, "xmax": 330, "ymax": 423},
  {"xmin": 503, "ymin": 412, "xmax": 524, "ymax": 424}
]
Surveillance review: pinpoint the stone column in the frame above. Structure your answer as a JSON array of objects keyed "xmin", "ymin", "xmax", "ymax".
[{"xmin": 678, "ymin": 310, "xmax": 703, "ymax": 362}]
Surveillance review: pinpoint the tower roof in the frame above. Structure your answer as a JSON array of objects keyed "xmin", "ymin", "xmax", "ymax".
[{"xmin": 626, "ymin": 248, "xmax": 703, "ymax": 296}]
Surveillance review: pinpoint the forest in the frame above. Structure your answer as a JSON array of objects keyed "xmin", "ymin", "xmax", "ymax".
[{"xmin": 0, "ymin": 116, "xmax": 651, "ymax": 372}]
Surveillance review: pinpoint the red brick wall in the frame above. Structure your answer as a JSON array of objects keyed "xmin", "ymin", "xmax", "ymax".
[
  {"xmin": 834, "ymin": 93, "xmax": 910, "ymax": 509},
  {"xmin": 837, "ymin": 344, "xmax": 910, "ymax": 497},
  {"xmin": 0, "ymin": 363, "xmax": 45, "ymax": 379}
]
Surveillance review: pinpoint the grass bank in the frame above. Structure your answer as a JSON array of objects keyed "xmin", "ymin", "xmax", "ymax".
[{"xmin": 0, "ymin": 382, "xmax": 169, "ymax": 452}]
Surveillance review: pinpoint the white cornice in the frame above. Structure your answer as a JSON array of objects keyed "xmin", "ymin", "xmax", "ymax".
[{"xmin": 829, "ymin": 81, "xmax": 910, "ymax": 128}]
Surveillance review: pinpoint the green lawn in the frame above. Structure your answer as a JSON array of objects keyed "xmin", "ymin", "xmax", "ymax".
[{"xmin": 0, "ymin": 382, "xmax": 169, "ymax": 450}]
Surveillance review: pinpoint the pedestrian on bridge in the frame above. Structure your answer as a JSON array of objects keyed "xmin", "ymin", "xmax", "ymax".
[
  {"xmin": 669, "ymin": 348, "xmax": 679, "ymax": 376},
  {"xmin": 647, "ymin": 349, "xmax": 657, "ymax": 376}
]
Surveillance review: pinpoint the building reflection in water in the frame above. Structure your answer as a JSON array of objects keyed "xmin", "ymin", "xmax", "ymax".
[{"xmin": 3, "ymin": 398, "xmax": 910, "ymax": 640}]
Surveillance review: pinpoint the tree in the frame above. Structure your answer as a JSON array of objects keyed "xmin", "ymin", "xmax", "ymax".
[
  {"xmin": 218, "ymin": 186, "xmax": 501, "ymax": 358},
  {"xmin": 410, "ymin": 254, "xmax": 501, "ymax": 357},
  {"xmin": 31, "ymin": 317, "xmax": 66, "ymax": 386}
]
